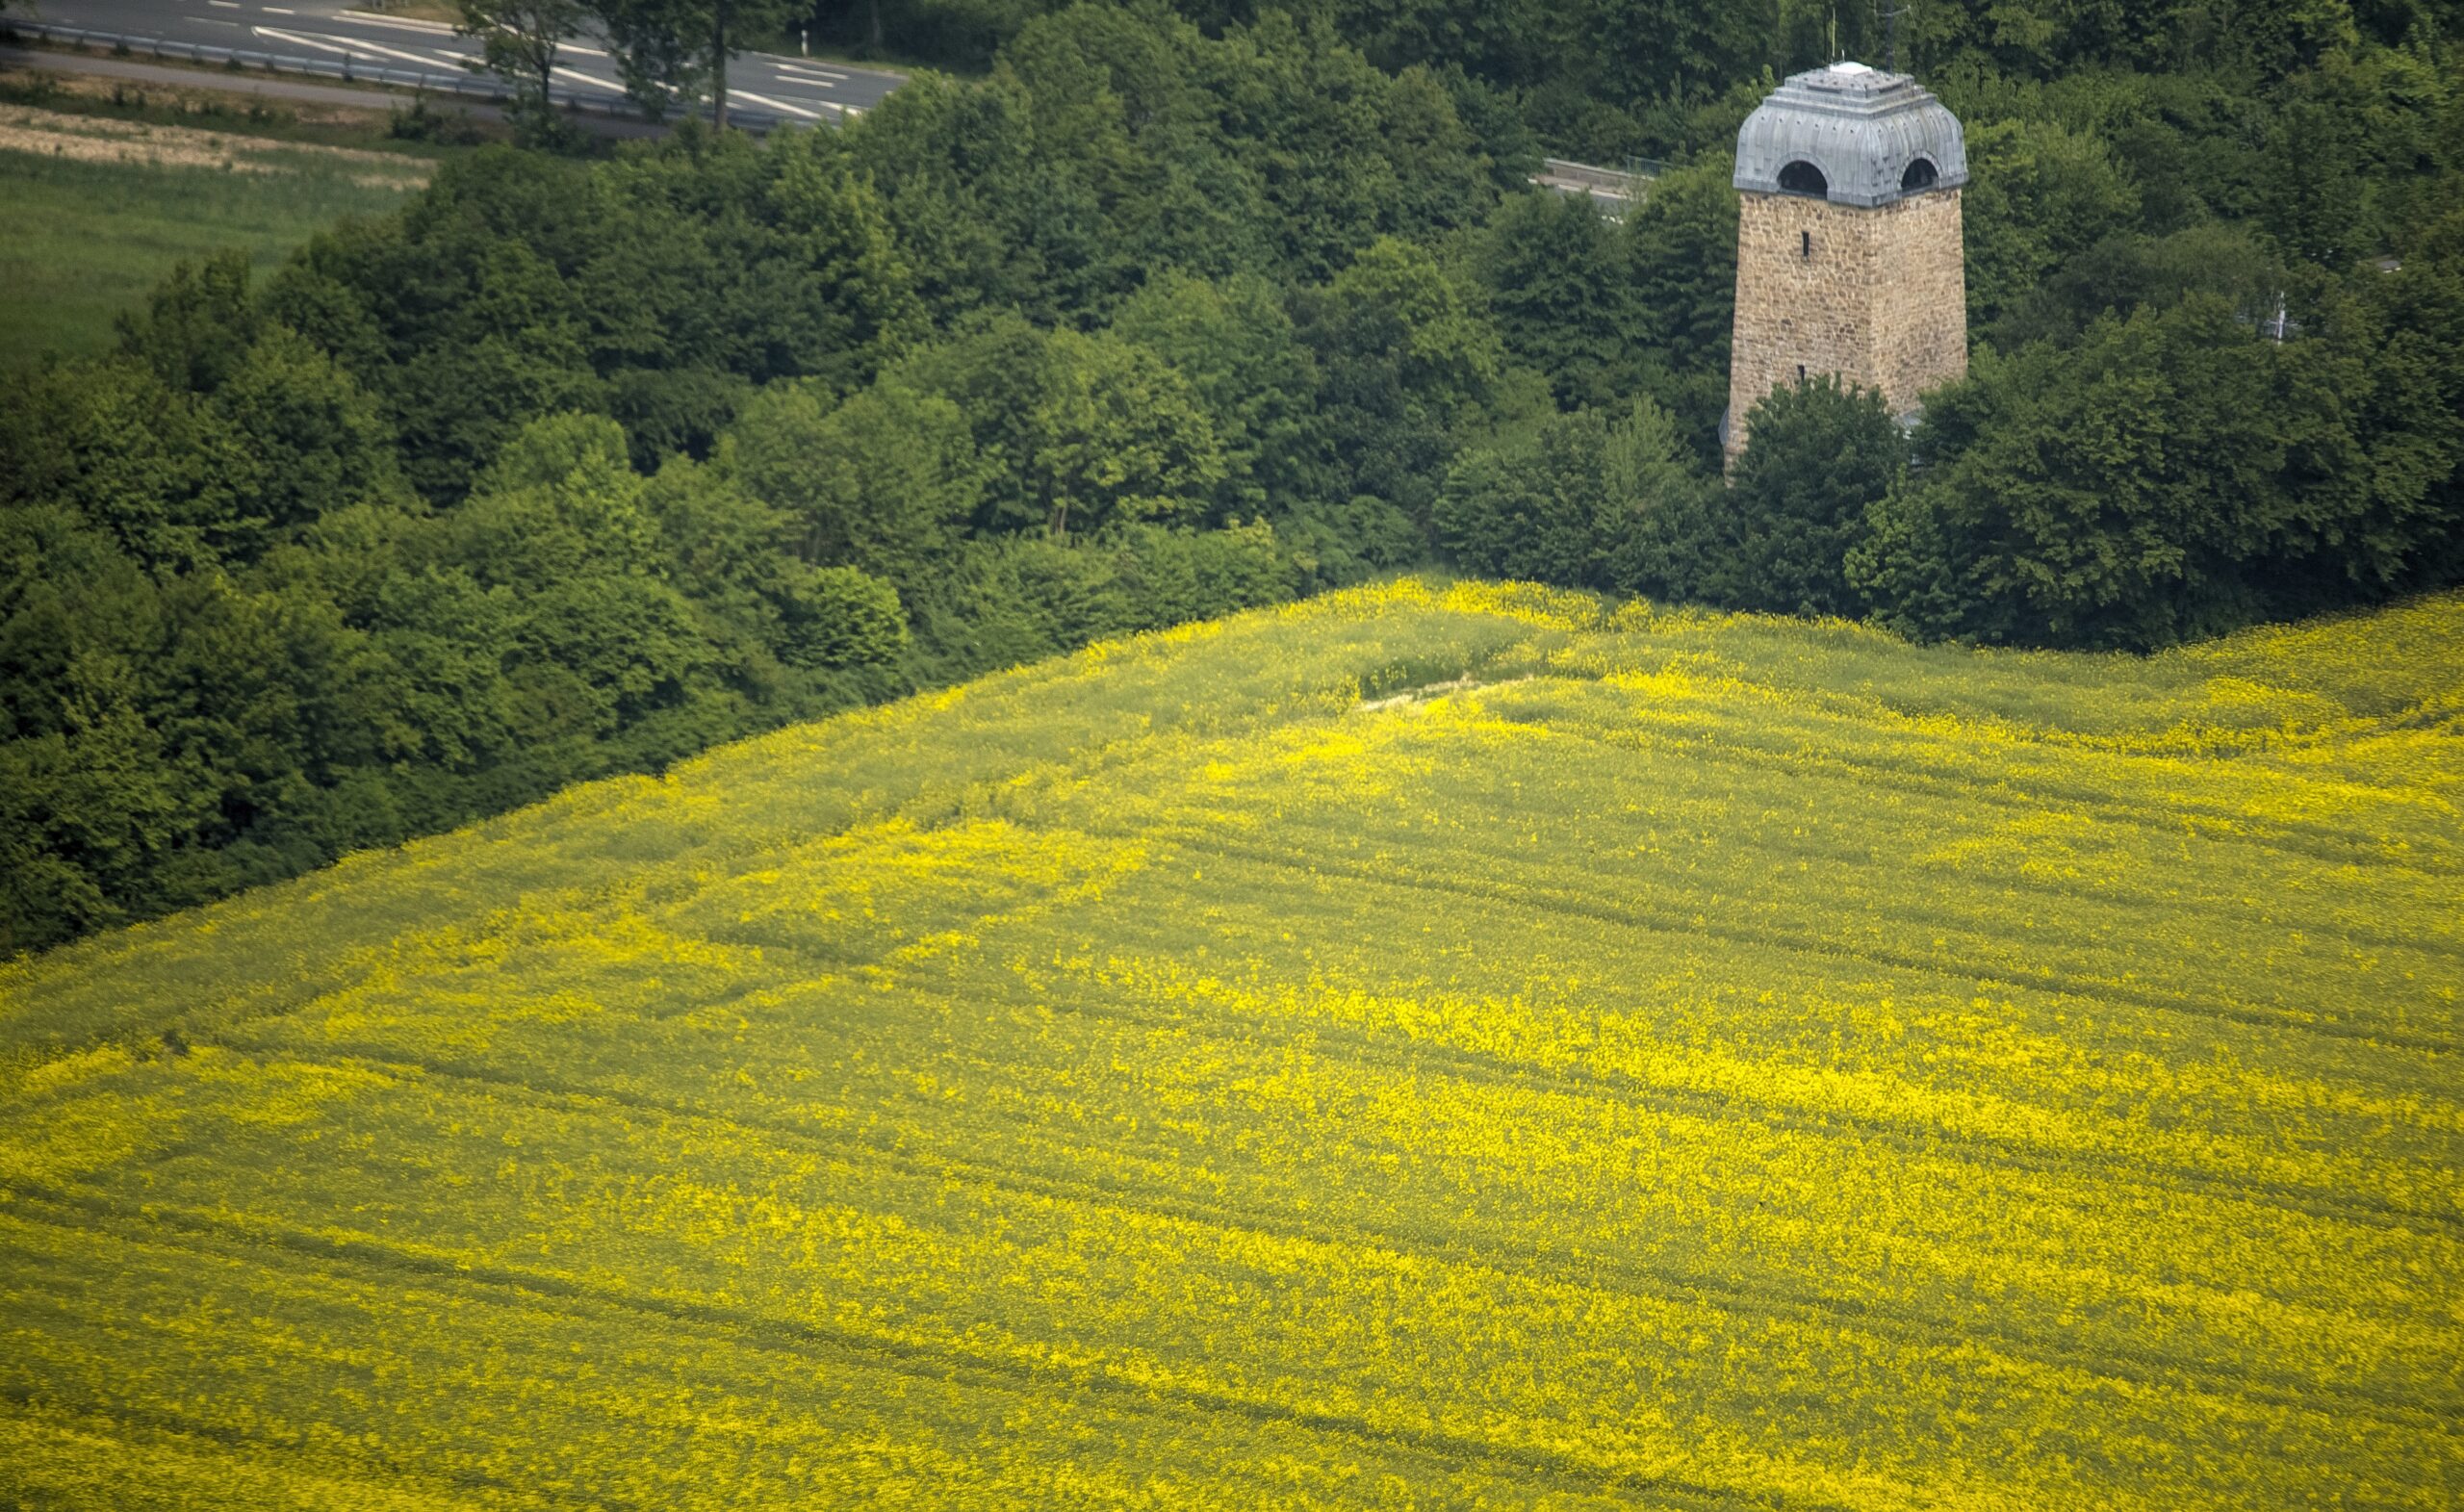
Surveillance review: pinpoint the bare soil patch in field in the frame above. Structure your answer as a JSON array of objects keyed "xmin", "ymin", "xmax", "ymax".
[{"xmin": 0, "ymin": 102, "xmax": 431, "ymax": 186}]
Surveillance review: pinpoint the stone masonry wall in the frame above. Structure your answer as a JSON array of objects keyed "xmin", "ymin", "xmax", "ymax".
[
  {"xmin": 1866, "ymin": 190, "xmax": 1967, "ymax": 414},
  {"xmin": 1725, "ymin": 188, "xmax": 1966, "ymax": 463}
]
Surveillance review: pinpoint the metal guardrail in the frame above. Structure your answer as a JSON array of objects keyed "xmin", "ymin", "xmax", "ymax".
[
  {"xmin": 1540, "ymin": 158, "xmax": 1643, "ymax": 194},
  {"xmin": 0, "ymin": 19, "xmax": 813, "ymax": 130},
  {"xmin": 1531, "ymin": 157, "xmax": 1654, "ymax": 217}
]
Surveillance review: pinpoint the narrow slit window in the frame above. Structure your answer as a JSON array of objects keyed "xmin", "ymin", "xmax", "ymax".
[
  {"xmin": 1797, "ymin": 364, "xmax": 1808, "ymax": 382},
  {"xmin": 1801, "ymin": 230, "xmax": 1811, "ymax": 259}
]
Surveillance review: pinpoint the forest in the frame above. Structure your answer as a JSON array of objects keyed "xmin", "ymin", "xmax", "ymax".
[{"xmin": 3, "ymin": 0, "xmax": 2462, "ymax": 953}]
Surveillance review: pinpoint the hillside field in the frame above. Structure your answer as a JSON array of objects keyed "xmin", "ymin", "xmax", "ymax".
[
  {"xmin": 0, "ymin": 90, "xmax": 436, "ymax": 369},
  {"xmin": 2, "ymin": 577, "xmax": 2460, "ymax": 1509}
]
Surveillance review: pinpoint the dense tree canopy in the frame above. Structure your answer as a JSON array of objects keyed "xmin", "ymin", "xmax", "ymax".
[{"xmin": 1855, "ymin": 261, "xmax": 2464, "ymax": 646}]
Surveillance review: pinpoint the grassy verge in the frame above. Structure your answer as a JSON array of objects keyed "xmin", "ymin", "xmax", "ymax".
[
  {"xmin": 0, "ymin": 64, "xmax": 485, "ymax": 369},
  {"xmin": 0, "ymin": 124, "xmax": 428, "ymax": 368},
  {"xmin": 755, "ymin": 35, "xmax": 938, "ymax": 76},
  {"xmin": 0, "ymin": 58, "xmax": 497, "ymax": 151},
  {"xmin": 739, "ymin": 21, "xmax": 952, "ymax": 78}
]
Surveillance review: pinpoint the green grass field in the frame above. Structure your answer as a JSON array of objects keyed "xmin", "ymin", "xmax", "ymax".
[
  {"xmin": 0, "ymin": 134, "xmax": 423, "ymax": 370},
  {"xmin": 3, "ymin": 578, "xmax": 2460, "ymax": 1509}
]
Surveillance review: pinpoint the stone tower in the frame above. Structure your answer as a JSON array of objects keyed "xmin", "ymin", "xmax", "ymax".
[{"xmin": 1723, "ymin": 62, "xmax": 1967, "ymax": 465}]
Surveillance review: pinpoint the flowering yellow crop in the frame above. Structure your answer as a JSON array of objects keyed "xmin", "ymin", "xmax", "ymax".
[{"xmin": 2, "ymin": 579, "xmax": 2460, "ymax": 1509}]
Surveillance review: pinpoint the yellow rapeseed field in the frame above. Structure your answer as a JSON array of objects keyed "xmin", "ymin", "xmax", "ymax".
[{"xmin": 3, "ymin": 578, "xmax": 2460, "ymax": 1509}]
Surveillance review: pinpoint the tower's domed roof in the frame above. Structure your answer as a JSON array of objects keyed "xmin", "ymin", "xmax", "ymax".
[{"xmin": 1732, "ymin": 62, "xmax": 1967, "ymax": 208}]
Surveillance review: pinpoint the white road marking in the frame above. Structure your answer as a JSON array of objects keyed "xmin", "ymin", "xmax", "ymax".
[
  {"xmin": 208, "ymin": 2, "xmax": 240, "ymax": 9},
  {"xmin": 775, "ymin": 65, "xmax": 848, "ymax": 83},
  {"xmin": 263, "ymin": 6, "xmax": 295, "ymax": 13},
  {"xmin": 261, "ymin": 25, "xmax": 624, "ymax": 91},
  {"xmin": 252, "ymin": 25, "xmax": 376, "ymax": 55},
  {"xmin": 252, "ymin": 25, "xmax": 355, "ymax": 52},
  {"xmin": 345, "ymin": 36, "xmax": 466, "ymax": 66},
  {"xmin": 254, "ymin": 24, "xmax": 461, "ymax": 68},
  {"xmin": 727, "ymin": 87, "xmax": 820, "ymax": 119},
  {"xmin": 338, "ymin": 9, "xmax": 451, "ymax": 31},
  {"xmin": 334, "ymin": 9, "xmax": 604, "ymax": 56},
  {"xmin": 549, "ymin": 64, "xmax": 622, "ymax": 92}
]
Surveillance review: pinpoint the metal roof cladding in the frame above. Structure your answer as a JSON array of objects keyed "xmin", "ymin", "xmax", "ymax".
[{"xmin": 1732, "ymin": 61, "xmax": 1969, "ymax": 208}]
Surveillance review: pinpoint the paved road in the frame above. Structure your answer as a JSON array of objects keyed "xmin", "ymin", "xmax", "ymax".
[
  {"xmin": 7, "ymin": 0, "xmax": 903, "ymax": 124},
  {"xmin": 1, "ymin": 42, "xmax": 672, "ymax": 134}
]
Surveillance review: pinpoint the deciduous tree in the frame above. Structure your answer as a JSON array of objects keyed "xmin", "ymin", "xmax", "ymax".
[
  {"xmin": 456, "ymin": 0, "xmax": 587, "ymax": 144},
  {"xmin": 592, "ymin": 0, "xmax": 795, "ymax": 129},
  {"xmin": 1704, "ymin": 376, "xmax": 1905, "ymax": 619}
]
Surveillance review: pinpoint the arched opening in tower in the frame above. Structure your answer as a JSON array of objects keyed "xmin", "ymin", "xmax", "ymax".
[
  {"xmin": 1900, "ymin": 157, "xmax": 1939, "ymax": 191},
  {"xmin": 1778, "ymin": 160, "xmax": 1829, "ymax": 196}
]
